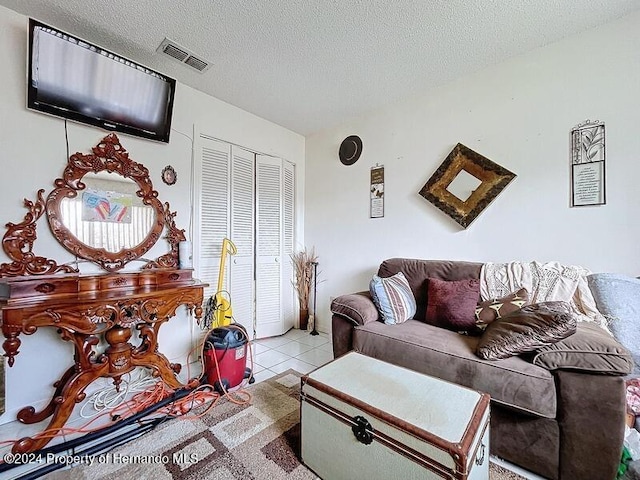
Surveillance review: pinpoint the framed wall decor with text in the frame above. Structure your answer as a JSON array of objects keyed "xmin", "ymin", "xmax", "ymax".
[
  {"xmin": 370, "ymin": 165, "xmax": 384, "ymax": 218},
  {"xmin": 571, "ymin": 120, "xmax": 605, "ymax": 207}
]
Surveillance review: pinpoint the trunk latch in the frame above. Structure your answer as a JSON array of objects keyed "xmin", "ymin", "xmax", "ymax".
[{"xmin": 352, "ymin": 415, "xmax": 374, "ymax": 445}]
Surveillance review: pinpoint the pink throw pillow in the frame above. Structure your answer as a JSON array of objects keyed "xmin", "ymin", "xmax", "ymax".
[{"xmin": 425, "ymin": 278, "xmax": 480, "ymax": 332}]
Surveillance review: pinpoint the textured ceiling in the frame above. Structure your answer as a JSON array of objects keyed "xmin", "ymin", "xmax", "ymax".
[{"xmin": 1, "ymin": 0, "xmax": 638, "ymax": 136}]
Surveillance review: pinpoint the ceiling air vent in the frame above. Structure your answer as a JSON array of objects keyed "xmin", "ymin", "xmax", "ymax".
[{"xmin": 156, "ymin": 38, "xmax": 211, "ymax": 73}]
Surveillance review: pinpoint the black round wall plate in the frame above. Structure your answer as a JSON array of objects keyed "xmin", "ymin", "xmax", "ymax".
[{"xmin": 339, "ymin": 135, "xmax": 363, "ymax": 165}]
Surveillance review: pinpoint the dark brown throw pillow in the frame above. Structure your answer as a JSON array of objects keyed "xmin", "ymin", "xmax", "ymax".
[
  {"xmin": 474, "ymin": 287, "xmax": 529, "ymax": 334},
  {"xmin": 476, "ymin": 301, "xmax": 577, "ymax": 360},
  {"xmin": 425, "ymin": 278, "xmax": 480, "ymax": 331}
]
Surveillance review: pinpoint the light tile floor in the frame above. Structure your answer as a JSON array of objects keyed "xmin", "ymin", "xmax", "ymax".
[{"xmin": 249, "ymin": 328, "xmax": 333, "ymax": 383}]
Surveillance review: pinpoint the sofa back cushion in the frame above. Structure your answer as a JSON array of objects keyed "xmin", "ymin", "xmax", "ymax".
[{"xmin": 378, "ymin": 258, "xmax": 483, "ymax": 321}]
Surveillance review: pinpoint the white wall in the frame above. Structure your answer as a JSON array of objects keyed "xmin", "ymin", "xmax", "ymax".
[
  {"xmin": 305, "ymin": 11, "xmax": 640, "ymax": 334},
  {"xmin": 0, "ymin": 5, "xmax": 304, "ymax": 424}
]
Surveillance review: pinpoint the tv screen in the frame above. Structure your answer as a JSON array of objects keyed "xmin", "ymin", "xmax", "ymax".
[{"xmin": 28, "ymin": 19, "xmax": 176, "ymax": 143}]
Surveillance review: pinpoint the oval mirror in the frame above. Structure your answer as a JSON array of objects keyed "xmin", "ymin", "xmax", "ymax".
[
  {"xmin": 46, "ymin": 134, "xmax": 165, "ymax": 271},
  {"xmin": 58, "ymin": 173, "xmax": 158, "ymax": 252}
]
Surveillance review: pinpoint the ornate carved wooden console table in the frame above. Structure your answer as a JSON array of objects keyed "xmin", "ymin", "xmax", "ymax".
[
  {"xmin": 0, "ymin": 270, "xmax": 204, "ymax": 453},
  {"xmin": 0, "ymin": 134, "xmax": 205, "ymax": 453}
]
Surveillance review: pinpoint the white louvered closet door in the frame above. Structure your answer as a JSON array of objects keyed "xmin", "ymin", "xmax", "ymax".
[
  {"xmin": 255, "ymin": 155, "xmax": 283, "ymax": 338},
  {"xmin": 229, "ymin": 146, "xmax": 255, "ymax": 337},
  {"xmin": 196, "ymin": 137, "xmax": 230, "ymax": 303},
  {"xmin": 197, "ymin": 137, "xmax": 295, "ymax": 339},
  {"xmin": 281, "ymin": 161, "xmax": 295, "ymax": 332}
]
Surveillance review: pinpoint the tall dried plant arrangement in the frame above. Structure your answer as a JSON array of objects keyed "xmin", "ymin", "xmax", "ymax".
[{"xmin": 290, "ymin": 247, "xmax": 318, "ymax": 312}]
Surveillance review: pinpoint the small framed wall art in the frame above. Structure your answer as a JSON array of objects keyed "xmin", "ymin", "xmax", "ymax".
[
  {"xmin": 370, "ymin": 165, "xmax": 384, "ymax": 218},
  {"xmin": 570, "ymin": 120, "xmax": 605, "ymax": 207},
  {"xmin": 161, "ymin": 165, "xmax": 177, "ymax": 186},
  {"xmin": 419, "ymin": 143, "xmax": 516, "ymax": 228}
]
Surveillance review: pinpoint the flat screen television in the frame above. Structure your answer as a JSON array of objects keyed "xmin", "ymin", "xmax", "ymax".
[{"xmin": 28, "ymin": 18, "xmax": 176, "ymax": 143}]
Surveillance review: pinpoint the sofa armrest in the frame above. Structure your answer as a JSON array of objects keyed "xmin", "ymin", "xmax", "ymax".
[
  {"xmin": 331, "ymin": 292, "xmax": 379, "ymax": 358},
  {"xmin": 330, "ymin": 292, "xmax": 379, "ymax": 326},
  {"xmin": 532, "ymin": 322, "xmax": 633, "ymax": 375}
]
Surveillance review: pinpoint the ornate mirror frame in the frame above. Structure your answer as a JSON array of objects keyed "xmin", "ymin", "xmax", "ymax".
[
  {"xmin": 0, "ymin": 133, "xmax": 184, "ymax": 276},
  {"xmin": 46, "ymin": 134, "xmax": 165, "ymax": 271}
]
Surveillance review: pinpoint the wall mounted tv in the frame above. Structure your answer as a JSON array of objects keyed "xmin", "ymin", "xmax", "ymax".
[{"xmin": 28, "ymin": 18, "xmax": 176, "ymax": 143}]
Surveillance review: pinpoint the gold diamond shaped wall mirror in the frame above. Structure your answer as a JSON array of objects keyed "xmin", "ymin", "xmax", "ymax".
[{"xmin": 419, "ymin": 143, "xmax": 516, "ymax": 228}]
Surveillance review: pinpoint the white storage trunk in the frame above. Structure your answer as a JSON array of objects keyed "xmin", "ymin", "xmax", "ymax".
[{"xmin": 301, "ymin": 352, "xmax": 490, "ymax": 480}]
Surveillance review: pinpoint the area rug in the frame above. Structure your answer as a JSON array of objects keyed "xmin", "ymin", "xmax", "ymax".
[{"xmin": 47, "ymin": 370, "xmax": 524, "ymax": 479}]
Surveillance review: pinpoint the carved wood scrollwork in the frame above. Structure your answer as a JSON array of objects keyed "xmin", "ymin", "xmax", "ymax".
[
  {"xmin": 143, "ymin": 202, "xmax": 185, "ymax": 270},
  {"xmin": 82, "ymin": 299, "xmax": 165, "ymax": 328},
  {"xmin": 46, "ymin": 133, "xmax": 165, "ymax": 271},
  {"xmin": 0, "ymin": 134, "xmax": 187, "ymax": 275},
  {"xmin": 0, "ymin": 190, "xmax": 78, "ymax": 278}
]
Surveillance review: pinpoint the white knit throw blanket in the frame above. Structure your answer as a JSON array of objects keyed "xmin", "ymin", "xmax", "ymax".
[{"xmin": 480, "ymin": 261, "xmax": 611, "ymax": 334}]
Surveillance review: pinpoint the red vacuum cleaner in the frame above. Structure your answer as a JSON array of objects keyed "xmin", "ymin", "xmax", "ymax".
[{"xmin": 203, "ymin": 324, "xmax": 253, "ymax": 393}]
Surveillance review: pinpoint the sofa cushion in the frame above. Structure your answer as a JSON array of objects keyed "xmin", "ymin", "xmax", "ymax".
[
  {"xmin": 369, "ymin": 271, "xmax": 417, "ymax": 325},
  {"xmin": 474, "ymin": 287, "xmax": 529, "ymax": 333},
  {"xmin": 425, "ymin": 278, "xmax": 480, "ymax": 331},
  {"xmin": 476, "ymin": 302, "xmax": 577, "ymax": 360},
  {"xmin": 353, "ymin": 319, "xmax": 557, "ymax": 418},
  {"xmin": 532, "ymin": 322, "xmax": 633, "ymax": 375},
  {"xmin": 378, "ymin": 258, "xmax": 482, "ymax": 323}
]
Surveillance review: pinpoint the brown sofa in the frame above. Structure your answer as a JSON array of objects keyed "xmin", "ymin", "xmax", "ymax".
[{"xmin": 331, "ymin": 258, "xmax": 633, "ymax": 480}]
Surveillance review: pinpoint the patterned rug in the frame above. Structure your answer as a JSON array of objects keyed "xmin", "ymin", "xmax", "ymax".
[{"xmin": 46, "ymin": 370, "xmax": 524, "ymax": 479}]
